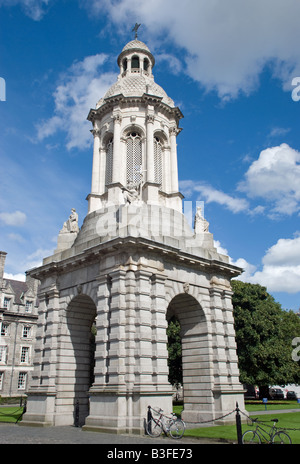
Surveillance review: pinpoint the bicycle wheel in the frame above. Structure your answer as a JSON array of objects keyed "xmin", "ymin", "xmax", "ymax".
[
  {"xmin": 272, "ymin": 431, "xmax": 292, "ymax": 444},
  {"xmin": 242, "ymin": 430, "xmax": 261, "ymax": 444},
  {"xmin": 146, "ymin": 418, "xmax": 163, "ymax": 437},
  {"xmin": 169, "ymin": 419, "xmax": 185, "ymax": 439}
]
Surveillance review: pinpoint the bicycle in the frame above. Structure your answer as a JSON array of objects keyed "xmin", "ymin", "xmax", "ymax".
[
  {"xmin": 146, "ymin": 407, "xmax": 186, "ymax": 439},
  {"xmin": 242, "ymin": 418, "xmax": 292, "ymax": 444}
]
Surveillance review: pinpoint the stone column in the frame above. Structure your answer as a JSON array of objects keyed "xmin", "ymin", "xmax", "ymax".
[
  {"xmin": 98, "ymin": 146, "xmax": 106, "ymax": 195},
  {"xmin": 169, "ymin": 126, "xmax": 179, "ymax": 193},
  {"xmin": 144, "ymin": 109, "xmax": 159, "ymax": 203},
  {"xmin": 88, "ymin": 127, "xmax": 102, "ymax": 213},
  {"xmin": 22, "ymin": 285, "xmax": 60, "ymax": 426},
  {"xmin": 112, "ymin": 112, "xmax": 122, "ymax": 184},
  {"xmin": 90, "ymin": 128, "xmax": 101, "ymax": 194},
  {"xmin": 107, "ymin": 111, "xmax": 124, "ymax": 205},
  {"xmin": 222, "ymin": 289, "xmax": 245, "ymax": 390},
  {"xmin": 0, "ymin": 251, "xmax": 7, "ymax": 289},
  {"xmin": 146, "ymin": 110, "xmax": 155, "ymax": 183},
  {"xmin": 162, "ymin": 145, "xmax": 171, "ymax": 193},
  {"xmin": 150, "ymin": 273, "xmax": 173, "ymax": 409},
  {"xmin": 209, "ymin": 286, "xmax": 245, "ymax": 423},
  {"xmin": 134, "ymin": 269, "xmax": 153, "ymax": 390},
  {"xmin": 91, "ymin": 275, "xmax": 111, "ymax": 388},
  {"xmin": 84, "ymin": 269, "xmax": 128, "ymax": 433}
]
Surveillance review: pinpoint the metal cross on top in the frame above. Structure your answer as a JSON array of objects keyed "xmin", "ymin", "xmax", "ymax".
[{"xmin": 132, "ymin": 23, "xmax": 141, "ymax": 39}]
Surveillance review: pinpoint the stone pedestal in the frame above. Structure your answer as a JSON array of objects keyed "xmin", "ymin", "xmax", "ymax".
[{"xmin": 22, "ymin": 204, "xmax": 245, "ymax": 433}]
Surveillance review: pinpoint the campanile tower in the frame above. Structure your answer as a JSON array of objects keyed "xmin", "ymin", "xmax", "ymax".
[
  {"xmin": 87, "ymin": 37, "xmax": 183, "ymax": 214},
  {"xmin": 22, "ymin": 32, "xmax": 245, "ymax": 434}
]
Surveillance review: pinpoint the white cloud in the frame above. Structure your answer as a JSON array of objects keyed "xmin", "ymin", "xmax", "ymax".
[
  {"xmin": 7, "ymin": 233, "xmax": 25, "ymax": 243},
  {"xmin": 238, "ymin": 143, "xmax": 300, "ymax": 216},
  {"xmin": 4, "ymin": 272, "xmax": 26, "ymax": 282},
  {"xmin": 36, "ymin": 54, "xmax": 117, "ymax": 150},
  {"xmin": 0, "ymin": 211, "xmax": 27, "ymax": 226},
  {"xmin": 24, "ymin": 247, "xmax": 54, "ymax": 271},
  {"xmin": 180, "ymin": 180, "xmax": 249, "ymax": 214},
  {"xmin": 0, "ymin": 0, "xmax": 50, "ymax": 20},
  {"xmin": 214, "ymin": 240, "xmax": 258, "ymax": 281},
  {"xmin": 268, "ymin": 127, "xmax": 291, "ymax": 138},
  {"xmin": 232, "ymin": 258, "xmax": 258, "ymax": 282},
  {"xmin": 88, "ymin": 0, "xmax": 300, "ymax": 99},
  {"xmin": 249, "ymin": 236, "xmax": 300, "ymax": 293},
  {"xmin": 228, "ymin": 235, "xmax": 300, "ymax": 294}
]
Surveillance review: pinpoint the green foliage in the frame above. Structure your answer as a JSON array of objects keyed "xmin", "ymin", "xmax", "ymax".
[
  {"xmin": 167, "ymin": 317, "xmax": 182, "ymax": 386},
  {"xmin": 231, "ymin": 280, "xmax": 300, "ymax": 387}
]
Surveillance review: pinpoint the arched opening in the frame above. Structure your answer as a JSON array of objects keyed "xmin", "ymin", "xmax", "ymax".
[
  {"xmin": 154, "ymin": 135, "xmax": 163, "ymax": 188},
  {"xmin": 131, "ymin": 55, "xmax": 139, "ymax": 70},
  {"xmin": 167, "ymin": 316, "xmax": 182, "ymax": 401},
  {"xmin": 105, "ymin": 137, "xmax": 113, "ymax": 188},
  {"xmin": 126, "ymin": 130, "xmax": 143, "ymax": 186},
  {"xmin": 166, "ymin": 293, "xmax": 212, "ymax": 422},
  {"xmin": 56, "ymin": 294, "xmax": 97, "ymax": 426}
]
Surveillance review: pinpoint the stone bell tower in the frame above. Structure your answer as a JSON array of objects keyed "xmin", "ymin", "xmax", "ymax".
[
  {"xmin": 22, "ymin": 32, "xmax": 245, "ymax": 433},
  {"xmin": 86, "ymin": 37, "xmax": 183, "ymax": 213}
]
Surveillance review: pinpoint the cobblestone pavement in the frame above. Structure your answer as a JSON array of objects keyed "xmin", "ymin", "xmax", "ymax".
[{"xmin": 0, "ymin": 423, "xmax": 223, "ymax": 445}]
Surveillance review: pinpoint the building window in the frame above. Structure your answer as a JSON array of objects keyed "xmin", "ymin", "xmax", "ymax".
[
  {"xmin": 126, "ymin": 131, "xmax": 142, "ymax": 186},
  {"xmin": 1, "ymin": 323, "xmax": 9, "ymax": 336},
  {"xmin": 0, "ymin": 346, "xmax": 7, "ymax": 363},
  {"xmin": 154, "ymin": 136, "xmax": 163, "ymax": 188},
  {"xmin": 3, "ymin": 297, "xmax": 11, "ymax": 309},
  {"xmin": 20, "ymin": 346, "xmax": 30, "ymax": 364},
  {"xmin": 131, "ymin": 55, "xmax": 139, "ymax": 70},
  {"xmin": 0, "ymin": 372, "xmax": 3, "ymax": 390},
  {"xmin": 105, "ymin": 138, "xmax": 113, "ymax": 187},
  {"xmin": 25, "ymin": 300, "xmax": 33, "ymax": 313},
  {"xmin": 22, "ymin": 326, "xmax": 31, "ymax": 339},
  {"xmin": 18, "ymin": 372, "xmax": 27, "ymax": 390},
  {"xmin": 144, "ymin": 58, "xmax": 149, "ymax": 72}
]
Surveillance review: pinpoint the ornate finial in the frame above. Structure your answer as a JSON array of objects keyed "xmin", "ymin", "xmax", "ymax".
[{"xmin": 132, "ymin": 23, "xmax": 141, "ymax": 40}]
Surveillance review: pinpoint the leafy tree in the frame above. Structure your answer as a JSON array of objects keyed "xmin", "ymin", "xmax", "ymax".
[
  {"xmin": 231, "ymin": 280, "xmax": 300, "ymax": 395},
  {"xmin": 167, "ymin": 317, "xmax": 182, "ymax": 386}
]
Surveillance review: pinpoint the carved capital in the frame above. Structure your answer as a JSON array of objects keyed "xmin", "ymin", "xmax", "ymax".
[
  {"xmin": 169, "ymin": 126, "xmax": 179, "ymax": 136},
  {"xmin": 91, "ymin": 128, "xmax": 101, "ymax": 138},
  {"xmin": 146, "ymin": 114, "xmax": 155, "ymax": 124},
  {"xmin": 113, "ymin": 113, "xmax": 122, "ymax": 124}
]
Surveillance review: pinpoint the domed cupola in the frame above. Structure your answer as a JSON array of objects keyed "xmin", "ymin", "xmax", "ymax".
[
  {"xmin": 117, "ymin": 39, "xmax": 155, "ymax": 76},
  {"xmin": 99, "ymin": 38, "xmax": 174, "ymax": 107}
]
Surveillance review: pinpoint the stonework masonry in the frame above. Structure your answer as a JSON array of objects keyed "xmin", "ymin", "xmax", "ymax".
[{"xmin": 21, "ymin": 36, "xmax": 245, "ymax": 433}]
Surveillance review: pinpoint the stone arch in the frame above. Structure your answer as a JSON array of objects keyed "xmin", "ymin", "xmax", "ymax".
[
  {"xmin": 121, "ymin": 124, "xmax": 146, "ymax": 140},
  {"xmin": 166, "ymin": 292, "xmax": 214, "ymax": 423},
  {"xmin": 153, "ymin": 129, "xmax": 168, "ymax": 144},
  {"xmin": 101, "ymin": 130, "xmax": 114, "ymax": 149},
  {"xmin": 56, "ymin": 294, "xmax": 97, "ymax": 426}
]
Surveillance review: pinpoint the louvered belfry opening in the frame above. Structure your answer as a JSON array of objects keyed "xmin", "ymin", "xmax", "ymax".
[{"xmin": 126, "ymin": 131, "xmax": 142, "ymax": 187}]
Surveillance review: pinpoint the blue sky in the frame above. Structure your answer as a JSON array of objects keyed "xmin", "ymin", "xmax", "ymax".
[{"xmin": 0, "ymin": 0, "xmax": 300, "ymax": 311}]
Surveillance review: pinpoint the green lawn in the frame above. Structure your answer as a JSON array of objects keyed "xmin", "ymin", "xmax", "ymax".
[
  {"xmin": 174, "ymin": 403, "xmax": 300, "ymax": 444},
  {"xmin": 0, "ymin": 406, "xmax": 24, "ymax": 423}
]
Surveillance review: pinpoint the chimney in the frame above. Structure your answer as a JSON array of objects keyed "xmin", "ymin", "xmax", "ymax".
[{"xmin": 0, "ymin": 251, "xmax": 7, "ymax": 289}]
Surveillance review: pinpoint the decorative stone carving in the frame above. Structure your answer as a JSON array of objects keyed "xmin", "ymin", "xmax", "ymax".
[
  {"xmin": 55, "ymin": 209, "xmax": 79, "ymax": 252},
  {"xmin": 183, "ymin": 282, "xmax": 189, "ymax": 293},
  {"xmin": 194, "ymin": 206, "xmax": 209, "ymax": 234},
  {"xmin": 60, "ymin": 208, "xmax": 79, "ymax": 234},
  {"xmin": 122, "ymin": 182, "xmax": 140, "ymax": 204}
]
